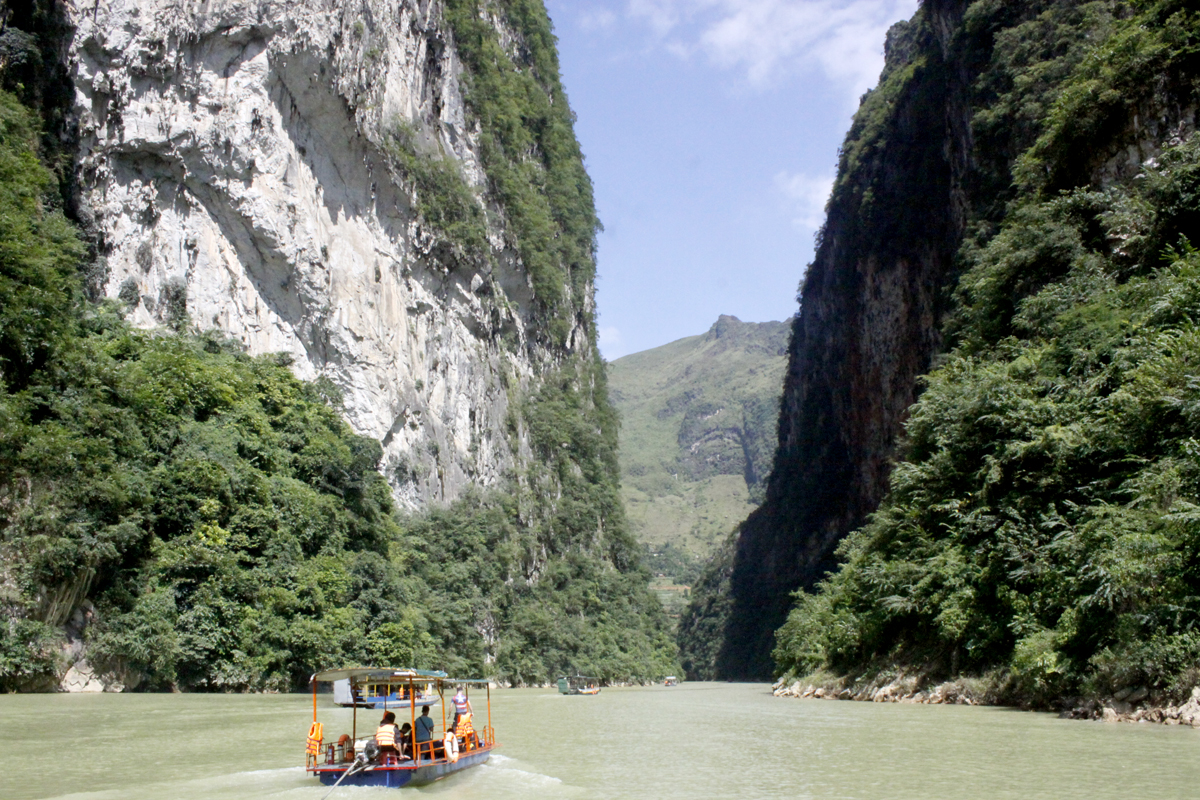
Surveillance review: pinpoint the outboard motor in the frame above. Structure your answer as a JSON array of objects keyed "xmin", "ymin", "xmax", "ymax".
[{"xmin": 364, "ymin": 738, "xmax": 380, "ymax": 763}]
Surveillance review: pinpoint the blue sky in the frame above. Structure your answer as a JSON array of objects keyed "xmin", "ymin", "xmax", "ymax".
[{"xmin": 541, "ymin": 0, "xmax": 919, "ymax": 359}]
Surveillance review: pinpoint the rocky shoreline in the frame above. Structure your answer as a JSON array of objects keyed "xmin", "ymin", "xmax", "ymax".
[{"xmin": 772, "ymin": 676, "xmax": 1200, "ymax": 728}]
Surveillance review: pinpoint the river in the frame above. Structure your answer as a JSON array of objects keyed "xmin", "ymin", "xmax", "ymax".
[{"xmin": 2, "ymin": 682, "xmax": 1198, "ymax": 799}]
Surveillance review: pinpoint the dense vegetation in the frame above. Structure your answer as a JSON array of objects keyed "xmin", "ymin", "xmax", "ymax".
[
  {"xmin": 409, "ymin": 0, "xmax": 678, "ymax": 683},
  {"xmin": 675, "ymin": 534, "xmax": 735, "ymax": 680},
  {"xmin": 0, "ymin": 0, "xmax": 677, "ymax": 691},
  {"xmin": 774, "ymin": 0, "xmax": 1200, "ymax": 706}
]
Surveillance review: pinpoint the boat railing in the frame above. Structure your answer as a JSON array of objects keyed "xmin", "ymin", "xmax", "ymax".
[
  {"xmin": 401, "ymin": 726, "xmax": 494, "ymax": 762},
  {"xmin": 316, "ymin": 727, "xmax": 498, "ymax": 770}
]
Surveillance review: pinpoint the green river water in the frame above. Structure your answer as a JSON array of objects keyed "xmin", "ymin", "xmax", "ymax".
[{"xmin": 2, "ymin": 682, "xmax": 1198, "ymax": 799}]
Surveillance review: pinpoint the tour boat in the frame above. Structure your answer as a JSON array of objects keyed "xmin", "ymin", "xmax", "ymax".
[
  {"xmin": 306, "ymin": 667, "xmax": 496, "ymax": 789},
  {"xmin": 664, "ymin": 675, "xmax": 679, "ymax": 686},
  {"xmin": 557, "ymin": 675, "xmax": 601, "ymax": 695}
]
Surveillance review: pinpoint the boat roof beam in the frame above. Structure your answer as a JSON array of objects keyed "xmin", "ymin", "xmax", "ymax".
[{"xmin": 310, "ymin": 667, "xmax": 448, "ymax": 683}]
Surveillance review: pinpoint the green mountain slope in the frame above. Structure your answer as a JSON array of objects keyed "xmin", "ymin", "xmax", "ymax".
[{"xmin": 608, "ymin": 316, "xmax": 788, "ymax": 594}]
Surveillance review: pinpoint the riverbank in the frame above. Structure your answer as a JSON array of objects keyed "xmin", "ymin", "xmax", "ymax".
[{"xmin": 772, "ymin": 675, "xmax": 1200, "ymax": 728}]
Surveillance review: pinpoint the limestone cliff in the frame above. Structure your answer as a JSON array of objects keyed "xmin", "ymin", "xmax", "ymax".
[
  {"xmin": 60, "ymin": 0, "xmax": 581, "ymax": 510},
  {"xmin": 706, "ymin": 0, "xmax": 1200, "ymax": 679},
  {"xmin": 0, "ymin": 0, "xmax": 674, "ymax": 692},
  {"xmin": 712, "ymin": 1, "xmax": 972, "ymax": 678}
]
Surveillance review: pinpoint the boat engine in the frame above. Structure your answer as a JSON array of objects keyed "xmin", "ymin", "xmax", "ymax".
[{"xmin": 363, "ymin": 739, "xmax": 380, "ymax": 763}]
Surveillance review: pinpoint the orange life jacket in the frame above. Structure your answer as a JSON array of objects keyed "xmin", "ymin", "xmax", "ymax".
[
  {"xmin": 306, "ymin": 722, "xmax": 323, "ymax": 756},
  {"xmin": 454, "ymin": 712, "xmax": 474, "ymax": 737},
  {"xmin": 376, "ymin": 724, "xmax": 396, "ymax": 747}
]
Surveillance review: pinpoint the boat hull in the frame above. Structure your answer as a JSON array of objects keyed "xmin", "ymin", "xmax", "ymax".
[
  {"xmin": 313, "ymin": 749, "xmax": 491, "ymax": 788},
  {"xmin": 335, "ymin": 697, "xmax": 436, "ymax": 709}
]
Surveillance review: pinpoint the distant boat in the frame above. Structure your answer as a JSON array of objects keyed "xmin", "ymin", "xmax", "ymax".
[
  {"xmin": 334, "ymin": 676, "xmax": 437, "ymax": 709},
  {"xmin": 557, "ymin": 675, "xmax": 601, "ymax": 695},
  {"xmin": 306, "ymin": 667, "xmax": 496, "ymax": 789},
  {"xmin": 664, "ymin": 676, "xmax": 679, "ymax": 686}
]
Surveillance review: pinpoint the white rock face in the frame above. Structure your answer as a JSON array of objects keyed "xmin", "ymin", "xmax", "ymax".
[
  {"xmin": 63, "ymin": 0, "xmax": 565, "ymax": 508},
  {"xmin": 60, "ymin": 660, "xmax": 108, "ymax": 692}
]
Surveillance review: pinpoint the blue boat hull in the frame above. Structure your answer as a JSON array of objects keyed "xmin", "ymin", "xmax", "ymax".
[
  {"xmin": 340, "ymin": 697, "xmax": 436, "ymax": 710},
  {"xmin": 314, "ymin": 749, "xmax": 491, "ymax": 788}
]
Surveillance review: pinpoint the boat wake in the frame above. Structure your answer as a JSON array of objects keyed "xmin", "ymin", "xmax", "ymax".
[
  {"xmin": 34, "ymin": 755, "xmax": 581, "ymax": 800},
  {"xmin": 375, "ymin": 752, "xmax": 583, "ymax": 799},
  {"xmin": 36, "ymin": 766, "xmax": 313, "ymax": 800},
  {"xmin": 485, "ymin": 753, "xmax": 563, "ymax": 783}
]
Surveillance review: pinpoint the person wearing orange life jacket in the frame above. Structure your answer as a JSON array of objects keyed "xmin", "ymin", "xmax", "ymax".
[
  {"xmin": 450, "ymin": 688, "xmax": 472, "ymax": 732},
  {"xmin": 375, "ymin": 711, "xmax": 402, "ymax": 761},
  {"xmin": 454, "ymin": 706, "xmax": 478, "ymax": 750},
  {"xmin": 452, "ymin": 688, "xmax": 482, "ymax": 750}
]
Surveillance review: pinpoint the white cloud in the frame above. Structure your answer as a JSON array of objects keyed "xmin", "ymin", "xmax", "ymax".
[
  {"xmin": 580, "ymin": 8, "xmax": 619, "ymax": 31},
  {"xmin": 626, "ymin": 0, "xmax": 918, "ymax": 98},
  {"xmin": 775, "ymin": 171, "xmax": 834, "ymax": 230},
  {"xmin": 627, "ymin": 0, "xmax": 691, "ymax": 35}
]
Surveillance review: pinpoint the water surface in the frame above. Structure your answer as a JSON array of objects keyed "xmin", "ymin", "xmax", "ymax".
[{"xmin": 2, "ymin": 682, "xmax": 1197, "ymax": 799}]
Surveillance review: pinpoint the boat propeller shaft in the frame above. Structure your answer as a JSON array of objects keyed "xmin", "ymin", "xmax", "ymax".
[{"xmin": 320, "ymin": 752, "xmax": 370, "ymax": 800}]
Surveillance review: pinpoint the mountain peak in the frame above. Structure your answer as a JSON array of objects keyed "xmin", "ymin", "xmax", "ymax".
[{"xmin": 707, "ymin": 314, "xmax": 743, "ymax": 340}]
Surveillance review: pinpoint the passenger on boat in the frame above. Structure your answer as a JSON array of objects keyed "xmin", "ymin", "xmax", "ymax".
[
  {"xmin": 451, "ymin": 688, "xmax": 472, "ymax": 730},
  {"xmin": 454, "ymin": 710, "xmax": 474, "ymax": 747},
  {"xmin": 415, "ymin": 705, "xmax": 435, "ymax": 747},
  {"xmin": 398, "ymin": 722, "xmax": 414, "ymax": 758},
  {"xmin": 375, "ymin": 711, "xmax": 402, "ymax": 761}
]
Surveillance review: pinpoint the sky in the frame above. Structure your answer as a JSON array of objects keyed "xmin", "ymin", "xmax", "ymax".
[{"xmin": 540, "ymin": 0, "xmax": 920, "ymax": 359}]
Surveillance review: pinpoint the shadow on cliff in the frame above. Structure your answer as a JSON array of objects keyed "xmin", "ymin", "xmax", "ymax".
[{"xmin": 712, "ymin": 0, "xmax": 973, "ymax": 680}]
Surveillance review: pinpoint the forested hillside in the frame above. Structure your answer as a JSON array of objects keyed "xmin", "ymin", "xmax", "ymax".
[
  {"xmin": 608, "ymin": 315, "xmax": 787, "ymax": 592},
  {"xmin": 0, "ymin": 0, "xmax": 676, "ymax": 692},
  {"xmin": 682, "ymin": 0, "xmax": 1200, "ymax": 701},
  {"xmin": 680, "ymin": 0, "xmax": 1200, "ymax": 708},
  {"xmin": 775, "ymin": 0, "xmax": 1200, "ymax": 708}
]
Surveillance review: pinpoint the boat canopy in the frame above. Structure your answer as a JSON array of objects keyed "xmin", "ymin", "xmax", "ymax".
[
  {"xmin": 311, "ymin": 667, "xmax": 448, "ymax": 683},
  {"xmin": 444, "ymin": 677, "xmax": 490, "ymax": 685}
]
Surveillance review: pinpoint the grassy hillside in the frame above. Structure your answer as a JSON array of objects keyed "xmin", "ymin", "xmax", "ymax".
[{"xmin": 608, "ymin": 316, "xmax": 788, "ymax": 597}]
